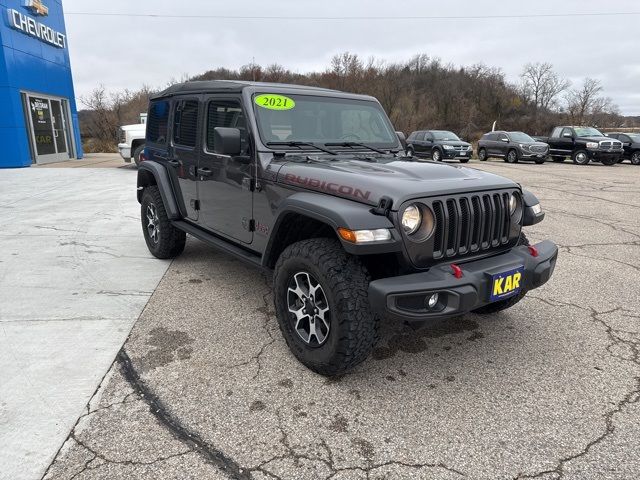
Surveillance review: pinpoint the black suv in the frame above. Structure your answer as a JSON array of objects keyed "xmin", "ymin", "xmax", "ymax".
[
  {"xmin": 605, "ymin": 132, "xmax": 640, "ymax": 165},
  {"xmin": 137, "ymin": 81, "xmax": 558, "ymax": 376},
  {"xmin": 477, "ymin": 131, "xmax": 548, "ymax": 164},
  {"xmin": 406, "ymin": 130, "xmax": 472, "ymax": 163}
]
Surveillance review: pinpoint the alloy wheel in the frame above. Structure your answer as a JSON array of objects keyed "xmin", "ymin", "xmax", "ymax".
[
  {"xmin": 632, "ymin": 152, "xmax": 640, "ymax": 165},
  {"xmin": 287, "ymin": 271, "xmax": 331, "ymax": 346},
  {"xmin": 433, "ymin": 150, "xmax": 441, "ymax": 161},
  {"xmin": 146, "ymin": 203, "xmax": 160, "ymax": 244},
  {"xmin": 575, "ymin": 152, "xmax": 589, "ymax": 165}
]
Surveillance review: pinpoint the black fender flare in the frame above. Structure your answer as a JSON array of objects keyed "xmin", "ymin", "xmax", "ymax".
[
  {"xmin": 264, "ymin": 192, "xmax": 402, "ymax": 265},
  {"xmin": 522, "ymin": 189, "xmax": 545, "ymax": 226},
  {"xmin": 137, "ymin": 162, "xmax": 181, "ymax": 220}
]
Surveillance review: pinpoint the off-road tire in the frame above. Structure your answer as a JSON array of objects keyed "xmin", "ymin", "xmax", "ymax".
[
  {"xmin": 273, "ymin": 238, "xmax": 379, "ymax": 376},
  {"xmin": 632, "ymin": 151, "xmax": 640, "ymax": 166},
  {"xmin": 572, "ymin": 150, "xmax": 590, "ymax": 165},
  {"xmin": 141, "ymin": 186, "xmax": 186, "ymax": 259},
  {"xmin": 472, "ymin": 232, "xmax": 530, "ymax": 315},
  {"xmin": 552, "ymin": 156, "xmax": 565, "ymax": 162},
  {"xmin": 507, "ymin": 149, "xmax": 519, "ymax": 164},
  {"xmin": 478, "ymin": 148, "xmax": 488, "ymax": 161},
  {"xmin": 432, "ymin": 149, "xmax": 442, "ymax": 161},
  {"xmin": 133, "ymin": 144, "xmax": 145, "ymax": 166}
]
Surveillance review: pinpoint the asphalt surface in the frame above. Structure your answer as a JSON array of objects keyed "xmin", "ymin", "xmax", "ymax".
[{"xmin": 43, "ymin": 159, "xmax": 639, "ymax": 480}]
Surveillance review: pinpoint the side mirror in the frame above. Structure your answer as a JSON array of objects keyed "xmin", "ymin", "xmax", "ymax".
[
  {"xmin": 396, "ymin": 131, "xmax": 407, "ymax": 150},
  {"xmin": 501, "ymin": 138, "xmax": 509, "ymax": 142},
  {"xmin": 562, "ymin": 132, "xmax": 573, "ymax": 138},
  {"xmin": 213, "ymin": 127, "xmax": 241, "ymax": 156}
]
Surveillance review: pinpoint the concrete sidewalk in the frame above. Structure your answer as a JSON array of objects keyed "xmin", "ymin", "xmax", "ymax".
[{"xmin": 0, "ymin": 167, "xmax": 170, "ymax": 480}]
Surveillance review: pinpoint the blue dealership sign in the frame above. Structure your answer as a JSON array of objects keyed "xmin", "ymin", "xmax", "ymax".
[{"xmin": 0, "ymin": 0, "xmax": 82, "ymax": 167}]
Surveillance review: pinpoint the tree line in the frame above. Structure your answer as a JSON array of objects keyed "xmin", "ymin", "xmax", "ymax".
[{"xmin": 79, "ymin": 53, "xmax": 636, "ymax": 152}]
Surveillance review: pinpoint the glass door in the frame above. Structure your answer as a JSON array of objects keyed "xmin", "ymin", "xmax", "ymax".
[{"xmin": 25, "ymin": 95, "xmax": 72, "ymax": 164}]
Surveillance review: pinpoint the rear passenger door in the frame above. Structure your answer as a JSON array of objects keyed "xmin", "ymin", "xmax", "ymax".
[
  {"xmin": 496, "ymin": 132, "xmax": 509, "ymax": 157},
  {"xmin": 197, "ymin": 96, "xmax": 254, "ymax": 244},
  {"xmin": 412, "ymin": 131, "xmax": 426, "ymax": 154},
  {"xmin": 169, "ymin": 97, "xmax": 201, "ymax": 220},
  {"xmin": 423, "ymin": 132, "xmax": 435, "ymax": 156}
]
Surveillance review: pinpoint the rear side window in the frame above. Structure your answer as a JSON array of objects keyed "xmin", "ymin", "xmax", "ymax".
[
  {"xmin": 173, "ymin": 100, "xmax": 199, "ymax": 147},
  {"xmin": 551, "ymin": 127, "xmax": 563, "ymax": 138},
  {"xmin": 206, "ymin": 100, "xmax": 248, "ymax": 153},
  {"xmin": 147, "ymin": 100, "xmax": 170, "ymax": 144}
]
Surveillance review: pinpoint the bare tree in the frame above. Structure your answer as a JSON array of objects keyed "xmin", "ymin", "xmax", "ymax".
[
  {"xmin": 566, "ymin": 78, "xmax": 605, "ymax": 124},
  {"xmin": 520, "ymin": 63, "xmax": 570, "ymax": 114}
]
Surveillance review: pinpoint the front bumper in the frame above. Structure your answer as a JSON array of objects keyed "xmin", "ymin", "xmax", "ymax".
[
  {"xmin": 590, "ymin": 150, "xmax": 623, "ymax": 161},
  {"xmin": 443, "ymin": 149, "xmax": 472, "ymax": 159},
  {"xmin": 368, "ymin": 240, "xmax": 558, "ymax": 323},
  {"xmin": 118, "ymin": 144, "xmax": 132, "ymax": 161},
  {"xmin": 520, "ymin": 151, "xmax": 548, "ymax": 159}
]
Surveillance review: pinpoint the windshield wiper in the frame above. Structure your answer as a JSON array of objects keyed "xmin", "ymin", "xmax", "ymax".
[
  {"xmin": 266, "ymin": 141, "xmax": 337, "ymax": 155},
  {"xmin": 325, "ymin": 142, "xmax": 388, "ymax": 154}
]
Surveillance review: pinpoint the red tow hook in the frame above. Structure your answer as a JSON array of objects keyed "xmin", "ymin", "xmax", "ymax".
[
  {"xmin": 528, "ymin": 245, "xmax": 539, "ymax": 258},
  {"xmin": 450, "ymin": 264, "xmax": 463, "ymax": 279}
]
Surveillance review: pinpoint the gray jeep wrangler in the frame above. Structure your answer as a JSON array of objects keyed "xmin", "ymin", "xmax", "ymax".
[{"xmin": 137, "ymin": 80, "xmax": 558, "ymax": 376}]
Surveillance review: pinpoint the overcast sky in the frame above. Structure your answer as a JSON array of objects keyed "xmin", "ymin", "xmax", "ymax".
[{"xmin": 63, "ymin": 0, "xmax": 640, "ymax": 115}]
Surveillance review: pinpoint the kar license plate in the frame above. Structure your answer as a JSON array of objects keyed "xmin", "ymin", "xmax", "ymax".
[{"xmin": 490, "ymin": 266, "xmax": 524, "ymax": 302}]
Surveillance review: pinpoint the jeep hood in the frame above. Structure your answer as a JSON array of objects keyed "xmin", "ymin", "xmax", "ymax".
[{"xmin": 276, "ymin": 156, "xmax": 519, "ymax": 208}]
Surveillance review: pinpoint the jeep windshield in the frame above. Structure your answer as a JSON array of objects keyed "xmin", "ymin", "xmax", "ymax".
[
  {"xmin": 253, "ymin": 94, "xmax": 398, "ymax": 151},
  {"xmin": 574, "ymin": 127, "xmax": 604, "ymax": 137},
  {"xmin": 432, "ymin": 131, "xmax": 460, "ymax": 141}
]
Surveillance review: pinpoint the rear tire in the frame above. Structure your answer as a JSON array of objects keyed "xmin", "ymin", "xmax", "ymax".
[
  {"xmin": 478, "ymin": 148, "xmax": 488, "ymax": 161},
  {"xmin": 473, "ymin": 232, "xmax": 530, "ymax": 315},
  {"xmin": 572, "ymin": 150, "xmax": 590, "ymax": 165},
  {"xmin": 141, "ymin": 186, "xmax": 186, "ymax": 259},
  {"xmin": 273, "ymin": 238, "xmax": 378, "ymax": 376}
]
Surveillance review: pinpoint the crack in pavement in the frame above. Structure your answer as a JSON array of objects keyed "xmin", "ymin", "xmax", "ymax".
[{"xmin": 514, "ymin": 297, "xmax": 640, "ymax": 479}]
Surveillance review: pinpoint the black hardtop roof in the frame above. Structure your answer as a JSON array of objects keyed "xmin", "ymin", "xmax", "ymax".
[{"xmin": 150, "ymin": 80, "xmax": 372, "ymax": 101}]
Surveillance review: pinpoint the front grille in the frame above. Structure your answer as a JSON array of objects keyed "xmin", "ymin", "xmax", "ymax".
[
  {"xmin": 530, "ymin": 145, "xmax": 548, "ymax": 153},
  {"xmin": 431, "ymin": 192, "xmax": 513, "ymax": 260},
  {"xmin": 454, "ymin": 145, "xmax": 469, "ymax": 152},
  {"xmin": 600, "ymin": 140, "xmax": 622, "ymax": 151}
]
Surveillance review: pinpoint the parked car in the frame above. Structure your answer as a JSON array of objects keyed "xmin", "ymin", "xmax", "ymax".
[
  {"xmin": 406, "ymin": 130, "xmax": 472, "ymax": 163},
  {"xmin": 477, "ymin": 131, "xmax": 548, "ymax": 164},
  {"xmin": 534, "ymin": 126, "xmax": 623, "ymax": 166},
  {"xmin": 605, "ymin": 132, "xmax": 640, "ymax": 165},
  {"xmin": 118, "ymin": 121, "xmax": 146, "ymax": 166},
  {"xmin": 137, "ymin": 80, "xmax": 557, "ymax": 376}
]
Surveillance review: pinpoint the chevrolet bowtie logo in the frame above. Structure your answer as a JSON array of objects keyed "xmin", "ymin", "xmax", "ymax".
[{"xmin": 24, "ymin": 0, "xmax": 49, "ymax": 16}]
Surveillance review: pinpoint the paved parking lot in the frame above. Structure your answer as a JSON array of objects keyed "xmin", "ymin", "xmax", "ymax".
[{"xmin": 25, "ymin": 160, "xmax": 640, "ymax": 479}]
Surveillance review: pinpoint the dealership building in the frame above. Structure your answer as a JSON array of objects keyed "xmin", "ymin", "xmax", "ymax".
[{"xmin": 0, "ymin": 0, "xmax": 82, "ymax": 167}]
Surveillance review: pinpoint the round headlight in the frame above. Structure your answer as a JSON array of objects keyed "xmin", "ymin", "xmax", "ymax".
[
  {"xmin": 509, "ymin": 193, "xmax": 518, "ymax": 215},
  {"xmin": 402, "ymin": 205, "xmax": 422, "ymax": 234}
]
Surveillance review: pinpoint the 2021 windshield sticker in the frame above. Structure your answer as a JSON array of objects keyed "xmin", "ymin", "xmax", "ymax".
[{"xmin": 254, "ymin": 94, "xmax": 296, "ymax": 111}]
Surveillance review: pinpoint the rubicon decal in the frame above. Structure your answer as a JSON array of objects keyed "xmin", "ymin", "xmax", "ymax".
[{"xmin": 284, "ymin": 174, "xmax": 371, "ymax": 201}]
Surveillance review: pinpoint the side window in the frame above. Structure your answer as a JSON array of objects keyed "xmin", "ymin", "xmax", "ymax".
[
  {"xmin": 499, "ymin": 133, "xmax": 509, "ymax": 142},
  {"xmin": 415, "ymin": 132, "xmax": 425, "ymax": 141},
  {"xmin": 147, "ymin": 100, "xmax": 170, "ymax": 144},
  {"xmin": 551, "ymin": 127, "xmax": 563, "ymax": 138},
  {"xmin": 619, "ymin": 135, "xmax": 630, "ymax": 143},
  {"xmin": 424, "ymin": 132, "xmax": 433, "ymax": 141},
  {"xmin": 206, "ymin": 100, "xmax": 248, "ymax": 154},
  {"xmin": 561, "ymin": 128, "xmax": 573, "ymax": 138},
  {"xmin": 173, "ymin": 100, "xmax": 199, "ymax": 147}
]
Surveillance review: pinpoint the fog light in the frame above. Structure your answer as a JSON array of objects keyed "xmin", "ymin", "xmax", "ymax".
[{"xmin": 427, "ymin": 293, "xmax": 439, "ymax": 309}]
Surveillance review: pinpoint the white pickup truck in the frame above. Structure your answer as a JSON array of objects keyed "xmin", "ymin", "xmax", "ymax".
[{"xmin": 118, "ymin": 114, "xmax": 147, "ymax": 165}]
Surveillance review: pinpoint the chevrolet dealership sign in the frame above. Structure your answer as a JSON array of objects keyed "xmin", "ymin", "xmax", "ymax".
[{"xmin": 7, "ymin": 5, "xmax": 66, "ymax": 48}]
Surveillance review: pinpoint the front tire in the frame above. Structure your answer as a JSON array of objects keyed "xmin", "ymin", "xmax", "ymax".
[
  {"xmin": 632, "ymin": 151, "xmax": 640, "ymax": 165},
  {"xmin": 473, "ymin": 232, "xmax": 530, "ymax": 315},
  {"xmin": 406, "ymin": 147, "xmax": 414, "ymax": 157},
  {"xmin": 273, "ymin": 238, "xmax": 378, "ymax": 376},
  {"xmin": 141, "ymin": 186, "xmax": 186, "ymax": 259},
  {"xmin": 572, "ymin": 150, "xmax": 590, "ymax": 165},
  {"xmin": 507, "ymin": 149, "xmax": 519, "ymax": 164},
  {"xmin": 432, "ymin": 149, "xmax": 442, "ymax": 162},
  {"xmin": 478, "ymin": 148, "xmax": 488, "ymax": 161},
  {"xmin": 133, "ymin": 144, "xmax": 145, "ymax": 167}
]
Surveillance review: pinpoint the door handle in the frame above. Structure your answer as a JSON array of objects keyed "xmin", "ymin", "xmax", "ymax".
[
  {"xmin": 198, "ymin": 168, "xmax": 212, "ymax": 177},
  {"xmin": 168, "ymin": 160, "xmax": 180, "ymax": 167}
]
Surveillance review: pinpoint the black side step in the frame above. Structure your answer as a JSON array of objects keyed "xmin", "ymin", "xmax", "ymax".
[{"xmin": 172, "ymin": 220, "xmax": 264, "ymax": 269}]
